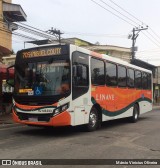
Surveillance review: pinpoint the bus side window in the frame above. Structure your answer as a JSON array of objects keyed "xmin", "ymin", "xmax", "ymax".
[
  {"xmin": 72, "ymin": 52, "xmax": 89, "ymax": 100},
  {"xmin": 147, "ymin": 73, "xmax": 152, "ymax": 90},
  {"xmin": 73, "ymin": 64, "xmax": 88, "ymax": 86},
  {"xmin": 118, "ymin": 65, "xmax": 127, "ymax": 87},
  {"xmin": 106, "ymin": 62, "xmax": 117, "ymax": 86},
  {"xmin": 91, "ymin": 58, "xmax": 105, "ymax": 85},
  {"xmin": 127, "ymin": 68, "xmax": 135, "ymax": 88},
  {"xmin": 135, "ymin": 70, "xmax": 142, "ymax": 89},
  {"xmin": 142, "ymin": 72, "xmax": 148, "ymax": 90}
]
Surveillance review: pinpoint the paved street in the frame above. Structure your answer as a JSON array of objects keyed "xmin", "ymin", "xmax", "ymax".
[{"xmin": 0, "ymin": 108, "xmax": 160, "ymax": 167}]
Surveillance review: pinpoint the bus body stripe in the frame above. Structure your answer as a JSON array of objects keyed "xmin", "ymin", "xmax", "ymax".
[{"xmin": 91, "ymin": 97, "xmax": 152, "ymax": 117}]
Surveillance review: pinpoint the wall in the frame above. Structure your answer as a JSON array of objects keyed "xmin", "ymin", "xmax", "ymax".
[{"xmin": 0, "ymin": 0, "xmax": 12, "ymax": 57}]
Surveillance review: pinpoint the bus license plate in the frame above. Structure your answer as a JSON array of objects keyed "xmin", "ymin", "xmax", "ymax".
[{"xmin": 28, "ymin": 117, "xmax": 38, "ymax": 122}]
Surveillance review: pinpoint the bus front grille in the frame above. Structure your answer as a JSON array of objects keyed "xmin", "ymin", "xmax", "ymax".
[{"xmin": 16, "ymin": 112, "xmax": 52, "ymax": 122}]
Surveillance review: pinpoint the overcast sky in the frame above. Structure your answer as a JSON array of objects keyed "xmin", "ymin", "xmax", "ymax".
[{"xmin": 12, "ymin": 0, "xmax": 160, "ymax": 65}]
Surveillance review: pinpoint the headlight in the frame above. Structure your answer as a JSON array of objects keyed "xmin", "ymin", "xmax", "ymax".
[
  {"xmin": 53, "ymin": 103, "xmax": 69, "ymax": 116},
  {"xmin": 54, "ymin": 108, "xmax": 61, "ymax": 115}
]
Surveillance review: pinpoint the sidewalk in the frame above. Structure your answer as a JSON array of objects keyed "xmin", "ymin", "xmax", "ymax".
[
  {"xmin": 0, "ymin": 112, "xmax": 20, "ymax": 128},
  {"xmin": 0, "ymin": 113, "xmax": 13, "ymax": 124}
]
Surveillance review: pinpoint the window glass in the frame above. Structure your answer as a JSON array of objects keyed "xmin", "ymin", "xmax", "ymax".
[
  {"xmin": 148, "ymin": 73, "xmax": 152, "ymax": 90},
  {"xmin": 142, "ymin": 72, "xmax": 148, "ymax": 89},
  {"xmin": 14, "ymin": 60, "xmax": 70, "ymax": 96},
  {"xmin": 72, "ymin": 52, "xmax": 89, "ymax": 100},
  {"xmin": 106, "ymin": 62, "xmax": 117, "ymax": 86},
  {"xmin": 127, "ymin": 68, "xmax": 134, "ymax": 88},
  {"xmin": 118, "ymin": 65, "xmax": 126, "ymax": 87},
  {"xmin": 91, "ymin": 58, "xmax": 105, "ymax": 85},
  {"xmin": 135, "ymin": 70, "xmax": 142, "ymax": 89}
]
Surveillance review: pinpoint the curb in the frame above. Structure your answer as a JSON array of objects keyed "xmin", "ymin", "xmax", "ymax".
[{"xmin": 153, "ymin": 106, "xmax": 160, "ymax": 110}]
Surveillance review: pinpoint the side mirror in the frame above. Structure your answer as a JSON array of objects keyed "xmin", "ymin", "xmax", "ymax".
[{"xmin": 6, "ymin": 65, "xmax": 15, "ymax": 87}]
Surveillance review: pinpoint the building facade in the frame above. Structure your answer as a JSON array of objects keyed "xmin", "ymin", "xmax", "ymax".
[
  {"xmin": 0, "ymin": 0, "xmax": 26, "ymax": 113},
  {"xmin": 61, "ymin": 38, "xmax": 132, "ymax": 62},
  {"xmin": 0, "ymin": 0, "xmax": 26, "ymax": 60}
]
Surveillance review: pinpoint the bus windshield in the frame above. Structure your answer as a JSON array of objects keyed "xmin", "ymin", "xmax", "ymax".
[{"xmin": 15, "ymin": 60, "xmax": 70, "ymax": 96}]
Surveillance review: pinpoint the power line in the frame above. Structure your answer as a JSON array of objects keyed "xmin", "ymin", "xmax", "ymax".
[
  {"xmin": 100, "ymin": 0, "xmax": 140, "ymax": 26},
  {"xmin": 90, "ymin": 0, "xmax": 160, "ymax": 49},
  {"xmin": 89, "ymin": 0, "xmax": 160, "ymax": 48},
  {"xmin": 108, "ymin": 0, "xmax": 160, "ymax": 46},
  {"xmin": 146, "ymin": 30, "xmax": 160, "ymax": 44},
  {"xmin": 149, "ymin": 27, "xmax": 160, "ymax": 40},
  {"xmin": 1, "ymin": 16, "xmax": 58, "ymax": 40},
  {"xmin": 108, "ymin": 0, "xmax": 160, "ymax": 44},
  {"xmin": 142, "ymin": 32, "xmax": 160, "ymax": 48},
  {"xmin": 108, "ymin": 0, "xmax": 147, "ymax": 26},
  {"xmin": 137, "ymin": 48, "xmax": 160, "ymax": 53},
  {"xmin": 131, "ymin": 27, "xmax": 148, "ymax": 59},
  {"xmin": 16, "ymin": 24, "xmax": 56, "ymax": 40},
  {"xmin": 65, "ymin": 31, "xmax": 127, "ymax": 38},
  {"xmin": 90, "ymin": 0, "xmax": 135, "ymax": 27},
  {"xmin": 146, "ymin": 28, "xmax": 160, "ymax": 43}
]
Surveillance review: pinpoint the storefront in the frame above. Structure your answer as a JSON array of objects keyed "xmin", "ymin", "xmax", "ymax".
[{"xmin": 0, "ymin": 64, "xmax": 14, "ymax": 114}]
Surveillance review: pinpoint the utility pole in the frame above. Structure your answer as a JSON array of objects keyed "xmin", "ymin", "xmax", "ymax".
[
  {"xmin": 47, "ymin": 27, "xmax": 63, "ymax": 43},
  {"xmin": 131, "ymin": 26, "xmax": 148, "ymax": 60}
]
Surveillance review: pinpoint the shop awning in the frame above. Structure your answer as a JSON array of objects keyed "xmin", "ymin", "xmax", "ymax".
[
  {"xmin": 3, "ymin": 2, "xmax": 27, "ymax": 22},
  {"xmin": 25, "ymin": 39, "xmax": 53, "ymax": 45}
]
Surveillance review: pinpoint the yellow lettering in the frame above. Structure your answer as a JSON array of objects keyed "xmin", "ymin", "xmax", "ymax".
[{"xmin": 22, "ymin": 47, "xmax": 62, "ymax": 58}]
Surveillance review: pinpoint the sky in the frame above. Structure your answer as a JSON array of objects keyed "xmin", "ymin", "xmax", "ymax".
[{"xmin": 12, "ymin": 0, "xmax": 160, "ymax": 65}]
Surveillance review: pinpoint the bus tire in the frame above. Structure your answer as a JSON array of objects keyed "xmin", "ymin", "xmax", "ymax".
[
  {"xmin": 130, "ymin": 104, "xmax": 139, "ymax": 123},
  {"xmin": 86, "ymin": 107, "xmax": 98, "ymax": 131}
]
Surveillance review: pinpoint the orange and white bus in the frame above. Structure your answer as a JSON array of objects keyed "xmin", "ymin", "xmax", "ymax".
[{"xmin": 8, "ymin": 44, "xmax": 152, "ymax": 131}]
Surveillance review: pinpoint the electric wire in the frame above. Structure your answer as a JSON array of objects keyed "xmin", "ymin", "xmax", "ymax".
[
  {"xmin": 106, "ymin": 0, "xmax": 160, "ymax": 44},
  {"xmin": 108, "ymin": 0, "xmax": 146, "ymax": 26},
  {"xmin": 100, "ymin": 0, "xmax": 140, "ymax": 26},
  {"xmin": 142, "ymin": 32, "xmax": 160, "ymax": 48},
  {"xmin": 90, "ymin": 0, "xmax": 160, "ymax": 49},
  {"xmin": 2, "ymin": 3, "xmax": 160, "ymax": 52},
  {"xmin": 108, "ymin": 0, "xmax": 160, "ymax": 43},
  {"xmin": 90, "ymin": 0, "xmax": 135, "ymax": 27}
]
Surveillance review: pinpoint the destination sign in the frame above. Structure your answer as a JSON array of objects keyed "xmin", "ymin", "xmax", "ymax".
[{"xmin": 22, "ymin": 47, "xmax": 62, "ymax": 59}]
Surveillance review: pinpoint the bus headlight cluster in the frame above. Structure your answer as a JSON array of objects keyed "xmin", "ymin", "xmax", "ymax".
[{"xmin": 53, "ymin": 103, "xmax": 69, "ymax": 116}]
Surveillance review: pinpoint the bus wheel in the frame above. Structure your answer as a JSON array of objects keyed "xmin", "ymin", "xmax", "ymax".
[
  {"xmin": 130, "ymin": 104, "xmax": 139, "ymax": 123},
  {"xmin": 87, "ymin": 107, "xmax": 98, "ymax": 131}
]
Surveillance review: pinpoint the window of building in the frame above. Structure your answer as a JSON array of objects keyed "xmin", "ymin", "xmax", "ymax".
[
  {"xmin": 135, "ymin": 70, "xmax": 142, "ymax": 89},
  {"xmin": 106, "ymin": 62, "xmax": 117, "ymax": 86},
  {"xmin": 127, "ymin": 68, "xmax": 134, "ymax": 88},
  {"xmin": 91, "ymin": 58, "xmax": 105, "ymax": 85},
  {"xmin": 118, "ymin": 65, "xmax": 126, "ymax": 87}
]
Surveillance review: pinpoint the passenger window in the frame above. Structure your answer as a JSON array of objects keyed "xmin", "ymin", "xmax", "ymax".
[
  {"xmin": 118, "ymin": 65, "xmax": 126, "ymax": 87},
  {"xmin": 135, "ymin": 70, "xmax": 142, "ymax": 89},
  {"xmin": 91, "ymin": 58, "xmax": 105, "ymax": 85},
  {"xmin": 142, "ymin": 72, "xmax": 148, "ymax": 89},
  {"xmin": 127, "ymin": 68, "xmax": 134, "ymax": 88},
  {"xmin": 147, "ymin": 73, "xmax": 152, "ymax": 90},
  {"xmin": 106, "ymin": 62, "xmax": 117, "ymax": 86}
]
